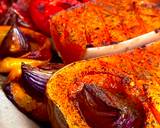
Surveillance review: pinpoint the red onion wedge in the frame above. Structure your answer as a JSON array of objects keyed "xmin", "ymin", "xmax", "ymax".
[{"xmin": 21, "ymin": 63, "xmax": 64, "ymax": 97}]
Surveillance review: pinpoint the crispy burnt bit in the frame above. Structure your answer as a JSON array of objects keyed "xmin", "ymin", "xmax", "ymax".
[
  {"xmin": 77, "ymin": 0, "xmax": 89, "ymax": 2},
  {"xmin": 75, "ymin": 84, "xmax": 146, "ymax": 128},
  {"xmin": 3, "ymin": 83, "xmax": 14, "ymax": 102},
  {"xmin": 0, "ymin": 23, "xmax": 30, "ymax": 58},
  {"xmin": 38, "ymin": 63, "xmax": 64, "ymax": 71}
]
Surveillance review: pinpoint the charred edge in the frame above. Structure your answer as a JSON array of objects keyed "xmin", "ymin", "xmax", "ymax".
[
  {"xmin": 53, "ymin": 105, "xmax": 69, "ymax": 128},
  {"xmin": 3, "ymin": 83, "xmax": 30, "ymax": 117},
  {"xmin": 3, "ymin": 83, "xmax": 14, "ymax": 102},
  {"xmin": 38, "ymin": 63, "xmax": 64, "ymax": 70},
  {"xmin": 154, "ymin": 28, "xmax": 160, "ymax": 33},
  {"xmin": 86, "ymin": 44, "xmax": 94, "ymax": 48},
  {"xmin": 3, "ymin": 83, "xmax": 49, "ymax": 124}
]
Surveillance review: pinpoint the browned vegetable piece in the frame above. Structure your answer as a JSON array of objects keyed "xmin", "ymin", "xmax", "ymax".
[
  {"xmin": 3, "ymin": 82, "xmax": 49, "ymax": 122},
  {"xmin": 50, "ymin": 0, "xmax": 160, "ymax": 63},
  {"xmin": 0, "ymin": 26, "xmax": 52, "ymax": 60},
  {"xmin": 0, "ymin": 24, "xmax": 30, "ymax": 57},
  {"xmin": 0, "ymin": 26, "xmax": 53, "ymax": 81},
  {"xmin": 0, "ymin": 57, "xmax": 46, "ymax": 81},
  {"xmin": 75, "ymin": 84, "xmax": 146, "ymax": 128},
  {"xmin": 21, "ymin": 63, "xmax": 64, "ymax": 97},
  {"xmin": 3, "ymin": 63, "xmax": 64, "ymax": 123},
  {"xmin": 46, "ymin": 41, "xmax": 160, "ymax": 128}
]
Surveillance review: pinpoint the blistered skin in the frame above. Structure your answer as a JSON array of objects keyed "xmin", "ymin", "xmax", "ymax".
[
  {"xmin": 50, "ymin": 0, "xmax": 160, "ymax": 63},
  {"xmin": 46, "ymin": 41, "xmax": 160, "ymax": 128}
]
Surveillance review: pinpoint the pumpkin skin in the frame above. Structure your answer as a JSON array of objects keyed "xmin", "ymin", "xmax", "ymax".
[{"xmin": 46, "ymin": 41, "xmax": 160, "ymax": 128}]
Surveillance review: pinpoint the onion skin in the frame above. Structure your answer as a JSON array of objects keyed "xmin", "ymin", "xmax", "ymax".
[
  {"xmin": 0, "ymin": 26, "xmax": 52, "ymax": 81},
  {"xmin": 0, "ymin": 24, "xmax": 30, "ymax": 58},
  {"xmin": 0, "ymin": 26, "xmax": 52, "ymax": 60},
  {"xmin": 75, "ymin": 84, "xmax": 146, "ymax": 128},
  {"xmin": 21, "ymin": 63, "xmax": 64, "ymax": 97},
  {"xmin": 21, "ymin": 63, "xmax": 52, "ymax": 97},
  {"xmin": 2, "ymin": 63, "xmax": 64, "ymax": 123}
]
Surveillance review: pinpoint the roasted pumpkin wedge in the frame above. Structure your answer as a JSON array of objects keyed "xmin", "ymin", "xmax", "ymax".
[
  {"xmin": 50, "ymin": 0, "xmax": 160, "ymax": 63},
  {"xmin": 46, "ymin": 41, "xmax": 160, "ymax": 128},
  {"xmin": 3, "ymin": 63, "xmax": 64, "ymax": 123},
  {"xmin": 3, "ymin": 82, "xmax": 49, "ymax": 122}
]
